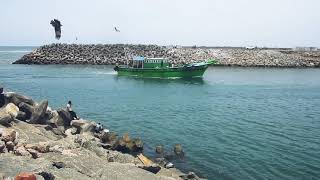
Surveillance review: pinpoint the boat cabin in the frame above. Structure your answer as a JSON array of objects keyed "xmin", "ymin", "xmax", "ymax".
[{"xmin": 130, "ymin": 56, "xmax": 170, "ymax": 69}]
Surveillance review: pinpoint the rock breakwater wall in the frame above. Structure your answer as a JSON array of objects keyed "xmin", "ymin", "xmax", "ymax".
[{"xmin": 14, "ymin": 44, "xmax": 320, "ymax": 67}]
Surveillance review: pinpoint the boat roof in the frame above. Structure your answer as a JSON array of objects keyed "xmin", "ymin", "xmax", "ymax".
[
  {"xmin": 133, "ymin": 56, "xmax": 145, "ymax": 61},
  {"xmin": 132, "ymin": 57, "xmax": 168, "ymax": 61}
]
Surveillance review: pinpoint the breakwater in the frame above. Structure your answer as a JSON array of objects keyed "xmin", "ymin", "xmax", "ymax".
[
  {"xmin": 13, "ymin": 44, "xmax": 320, "ymax": 67},
  {"xmin": 0, "ymin": 88, "xmax": 200, "ymax": 180}
]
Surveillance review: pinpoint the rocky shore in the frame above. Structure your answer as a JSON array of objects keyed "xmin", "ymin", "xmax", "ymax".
[
  {"xmin": 0, "ymin": 87, "xmax": 202, "ymax": 180},
  {"xmin": 14, "ymin": 44, "xmax": 320, "ymax": 67}
]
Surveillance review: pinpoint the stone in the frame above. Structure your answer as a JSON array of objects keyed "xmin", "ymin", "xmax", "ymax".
[
  {"xmin": 16, "ymin": 111, "xmax": 27, "ymax": 121},
  {"xmin": 179, "ymin": 172, "xmax": 200, "ymax": 180},
  {"xmin": 14, "ymin": 146, "xmax": 31, "ymax": 156},
  {"xmin": 49, "ymin": 145, "xmax": 63, "ymax": 153},
  {"xmin": 37, "ymin": 171, "xmax": 55, "ymax": 180},
  {"xmin": 4, "ymin": 103, "xmax": 19, "ymax": 118},
  {"xmin": 36, "ymin": 142, "xmax": 50, "ymax": 153},
  {"xmin": 52, "ymin": 161, "xmax": 66, "ymax": 169},
  {"xmin": 174, "ymin": 144, "xmax": 184, "ymax": 156},
  {"xmin": 1, "ymin": 129, "xmax": 17, "ymax": 142},
  {"xmin": 27, "ymin": 148, "xmax": 40, "ymax": 159},
  {"xmin": 4, "ymin": 92, "xmax": 35, "ymax": 106},
  {"xmin": 71, "ymin": 119, "xmax": 95, "ymax": 134},
  {"xmin": 0, "ymin": 141, "xmax": 6, "ymax": 152},
  {"xmin": 48, "ymin": 110, "xmax": 64, "ymax": 127},
  {"xmin": 18, "ymin": 102, "xmax": 33, "ymax": 120},
  {"xmin": 100, "ymin": 131, "xmax": 117, "ymax": 144},
  {"xmin": 28, "ymin": 100, "xmax": 48, "ymax": 124},
  {"xmin": 6, "ymin": 141, "xmax": 15, "ymax": 151},
  {"xmin": 0, "ymin": 87, "xmax": 5, "ymax": 108},
  {"xmin": 0, "ymin": 109, "xmax": 13, "ymax": 126},
  {"xmin": 155, "ymin": 145, "xmax": 164, "ymax": 154},
  {"xmin": 57, "ymin": 109, "xmax": 73, "ymax": 127}
]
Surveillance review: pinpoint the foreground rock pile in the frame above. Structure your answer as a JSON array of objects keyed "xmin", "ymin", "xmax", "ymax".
[
  {"xmin": 14, "ymin": 44, "xmax": 320, "ymax": 67},
  {"xmin": 0, "ymin": 88, "xmax": 201, "ymax": 180}
]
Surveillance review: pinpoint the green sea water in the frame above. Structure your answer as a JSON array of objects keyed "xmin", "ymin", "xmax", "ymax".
[{"xmin": 0, "ymin": 46, "xmax": 320, "ymax": 179}]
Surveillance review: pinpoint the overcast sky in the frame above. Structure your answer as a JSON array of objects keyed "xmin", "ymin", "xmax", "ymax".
[{"xmin": 1, "ymin": 0, "xmax": 319, "ymax": 47}]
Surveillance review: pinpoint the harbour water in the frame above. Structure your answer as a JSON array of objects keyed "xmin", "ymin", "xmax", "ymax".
[{"xmin": 1, "ymin": 46, "xmax": 320, "ymax": 179}]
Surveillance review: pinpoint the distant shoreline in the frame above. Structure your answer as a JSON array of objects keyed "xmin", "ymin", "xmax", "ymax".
[{"xmin": 13, "ymin": 43, "xmax": 320, "ymax": 68}]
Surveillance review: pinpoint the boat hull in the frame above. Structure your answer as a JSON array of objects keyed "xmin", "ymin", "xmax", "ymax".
[{"xmin": 116, "ymin": 65, "xmax": 209, "ymax": 78}]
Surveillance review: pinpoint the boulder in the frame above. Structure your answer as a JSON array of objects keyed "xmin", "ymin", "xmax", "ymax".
[
  {"xmin": 174, "ymin": 144, "xmax": 184, "ymax": 156},
  {"xmin": 0, "ymin": 87, "xmax": 5, "ymax": 108},
  {"xmin": 0, "ymin": 141, "xmax": 6, "ymax": 152},
  {"xmin": 1, "ymin": 128, "xmax": 17, "ymax": 142},
  {"xmin": 4, "ymin": 103, "xmax": 19, "ymax": 118},
  {"xmin": 113, "ymin": 134, "xmax": 143, "ymax": 153},
  {"xmin": 57, "ymin": 109, "xmax": 72, "ymax": 127},
  {"xmin": 16, "ymin": 111, "xmax": 27, "ymax": 121},
  {"xmin": 48, "ymin": 110, "xmax": 65, "ymax": 127},
  {"xmin": 0, "ymin": 109, "xmax": 13, "ymax": 126},
  {"xmin": 71, "ymin": 119, "xmax": 95, "ymax": 134},
  {"xmin": 28, "ymin": 100, "xmax": 48, "ymax": 124},
  {"xmin": 155, "ymin": 145, "xmax": 164, "ymax": 154},
  {"xmin": 27, "ymin": 148, "xmax": 40, "ymax": 159},
  {"xmin": 36, "ymin": 142, "xmax": 50, "ymax": 153},
  {"xmin": 14, "ymin": 146, "xmax": 31, "ymax": 156},
  {"xmin": 4, "ymin": 92, "xmax": 35, "ymax": 106},
  {"xmin": 6, "ymin": 141, "xmax": 15, "ymax": 151},
  {"xmin": 18, "ymin": 102, "xmax": 33, "ymax": 120},
  {"xmin": 100, "ymin": 131, "xmax": 117, "ymax": 144}
]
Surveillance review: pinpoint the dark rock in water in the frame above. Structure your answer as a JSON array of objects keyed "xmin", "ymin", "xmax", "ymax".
[
  {"xmin": 100, "ymin": 131, "xmax": 117, "ymax": 144},
  {"xmin": 28, "ymin": 100, "xmax": 48, "ymax": 124},
  {"xmin": 113, "ymin": 134, "xmax": 143, "ymax": 154},
  {"xmin": 155, "ymin": 145, "xmax": 164, "ymax": 154},
  {"xmin": 52, "ymin": 162, "xmax": 66, "ymax": 169},
  {"xmin": 174, "ymin": 144, "xmax": 184, "ymax": 156},
  {"xmin": 57, "ymin": 109, "xmax": 72, "ymax": 127}
]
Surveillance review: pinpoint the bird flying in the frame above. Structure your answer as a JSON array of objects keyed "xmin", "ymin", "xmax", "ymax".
[{"xmin": 114, "ymin": 27, "xmax": 120, "ymax": 32}]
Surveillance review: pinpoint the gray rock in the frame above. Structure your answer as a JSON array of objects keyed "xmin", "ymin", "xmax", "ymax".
[
  {"xmin": 0, "ymin": 141, "xmax": 6, "ymax": 152},
  {"xmin": 155, "ymin": 145, "xmax": 164, "ymax": 154},
  {"xmin": 174, "ymin": 144, "xmax": 184, "ymax": 156},
  {"xmin": 4, "ymin": 92, "xmax": 35, "ymax": 106},
  {"xmin": 28, "ymin": 100, "xmax": 48, "ymax": 124},
  {"xmin": 0, "ymin": 109, "xmax": 13, "ymax": 126}
]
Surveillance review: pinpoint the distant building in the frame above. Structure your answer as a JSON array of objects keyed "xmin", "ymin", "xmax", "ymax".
[{"xmin": 294, "ymin": 47, "xmax": 318, "ymax": 51}]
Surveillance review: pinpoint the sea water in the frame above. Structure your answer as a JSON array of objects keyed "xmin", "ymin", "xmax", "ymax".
[{"xmin": 0, "ymin": 46, "xmax": 320, "ymax": 179}]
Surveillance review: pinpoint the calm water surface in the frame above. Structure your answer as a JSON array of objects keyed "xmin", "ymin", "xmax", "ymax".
[{"xmin": 0, "ymin": 46, "xmax": 320, "ymax": 179}]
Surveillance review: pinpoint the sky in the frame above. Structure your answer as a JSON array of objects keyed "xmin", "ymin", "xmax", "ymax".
[{"xmin": 0, "ymin": 0, "xmax": 319, "ymax": 47}]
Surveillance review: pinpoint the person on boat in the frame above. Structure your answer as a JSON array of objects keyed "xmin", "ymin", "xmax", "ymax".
[
  {"xmin": 0, "ymin": 87, "xmax": 5, "ymax": 108},
  {"xmin": 67, "ymin": 100, "xmax": 79, "ymax": 120}
]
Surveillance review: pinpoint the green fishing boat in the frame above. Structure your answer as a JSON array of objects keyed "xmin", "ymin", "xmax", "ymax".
[{"xmin": 114, "ymin": 56, "xmax": 215, "ymax": 78}]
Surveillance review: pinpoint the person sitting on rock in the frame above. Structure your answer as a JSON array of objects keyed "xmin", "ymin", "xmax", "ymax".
[
  {"xmin": 67, "ymin": 100, "xmax": 79, "ymax": 120},
  {"xmin": 0, "ymin": 87, "xmax": 5, "ymax": 108},
  {"xmin": 95, "ymin": 122, "xmax": 104, "ymax": 133}
]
